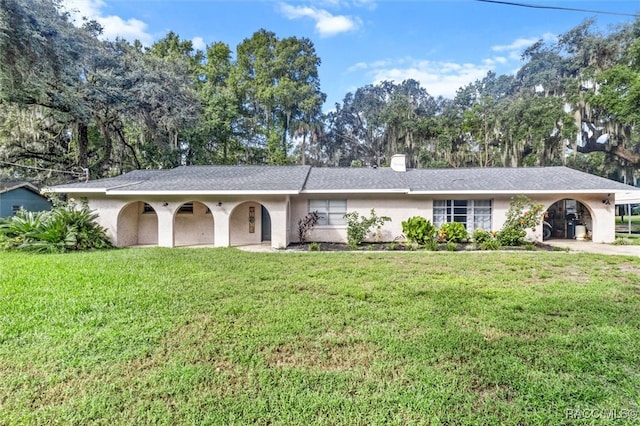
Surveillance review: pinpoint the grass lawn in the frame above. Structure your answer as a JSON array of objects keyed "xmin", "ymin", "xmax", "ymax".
[{"xmin": 1, "ymin": 248, "xmax": 639, "ymax": 425}]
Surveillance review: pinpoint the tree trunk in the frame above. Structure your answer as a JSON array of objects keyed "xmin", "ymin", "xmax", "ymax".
[{"xmin": 76, "ymin": 121, "xmax": 88, "ymax": 169}]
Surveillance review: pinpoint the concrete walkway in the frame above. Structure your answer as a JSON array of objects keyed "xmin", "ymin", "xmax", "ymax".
[
  {"xmin": 542, "ymin": 239, "xmax": 640, "ymax": 256},
  {"xmin": 235, "ymin": 240, "xmax": 640, "ymax": 256}
]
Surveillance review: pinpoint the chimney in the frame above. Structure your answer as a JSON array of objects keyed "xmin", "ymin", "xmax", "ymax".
[{"xmin": 390, "ymin": 154, "xmax": 406, "ymax": 172}]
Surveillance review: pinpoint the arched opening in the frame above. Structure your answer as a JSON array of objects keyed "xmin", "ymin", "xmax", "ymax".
[
  {"xmin": 117, "ymin": 201, "xmax": 158, "ymax": 247},
  {"xmin": 173, "ymin": 201, "xmax": 214, "ymax": 247},
  {"xmin": 229, "ymin": 202, "xmax": 271, "ymax": 246},
  {"xmin": 544, "ymin": 199, "xmax": 593, "ymax": 240}
]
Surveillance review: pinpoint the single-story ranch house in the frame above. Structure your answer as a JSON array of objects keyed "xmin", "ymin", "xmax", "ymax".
[{"xmin": 49, "ymin": 155, "xmax": 639, "ymax": 248}]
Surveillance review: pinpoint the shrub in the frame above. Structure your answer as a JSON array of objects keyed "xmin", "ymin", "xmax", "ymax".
[
  {"xmin": 499, "ymin": 195, "xmax": 545, "ymax": 246},
  {"xmin": 297, "ymin": 211, "xmax": 319, "ymax": 244},
  {"xmin": 472, "ymin": 228, "xmax": 492, "ymax": 244},
  {"xmin": 344, "ymin": 209, "xmax": 391, "ymax": 249},
  {"xmin": 445, "ymin": 241, "xmax": 458, "ymax": 251},
  {"xmin": 612, "ymin": 237, "xmax": 631, "ymax": 246},
  {"xmin": 438, "ymin": 222, "xmax": 468, "ymax": 243},
  {"xmin": 497, "ymin": 226, "xmax": 525, "ymax": 247},
  {"xmin": 424, "ymin": 239, "xmax": 439, "ymax": 251},
  {"xmin": 0, "ymin": 200, "xmax": 112, "ymax": 253},
  {"xmin": 401, "ymin": 216, "xmax": 436, "ymax": 245},
  {"xmin": 480, "ymin": 239, "xmax": 501, "ymax": 251},
  {"xmin": 308, "ymin": 242, "xmax": 320, "ymax": 251}
]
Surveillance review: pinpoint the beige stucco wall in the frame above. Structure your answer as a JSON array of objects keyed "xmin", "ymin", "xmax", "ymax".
[
  {"xmin": 290, "ymin": 192, "xmax": 616, "ymax": 244},
  {"xmin": 174, "ymin": 201, "xmax": 213, "ymax": 246},
  {"xmin": 138, "ymin": 211, "xmax": 158, "ymax": 245},
  {"xmin": 73, "ymin": 190, "xmax": 617, "ymax": 248},
  {"xmin": 78, "ymin": 195, "xmax": 290, "ymax": 249},
  {"xmin": 229, "ymin": 202, "xmax": 263, "ymax": 246}
]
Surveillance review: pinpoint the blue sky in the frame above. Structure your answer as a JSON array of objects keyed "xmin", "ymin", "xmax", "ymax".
[{"xmin": 61, "ymin": 1, "xmax": 639, "ymax": 109}]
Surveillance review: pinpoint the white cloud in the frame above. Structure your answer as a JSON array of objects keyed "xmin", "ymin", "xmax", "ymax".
[
  {"xmin": 347, "ymin": 32, "xmax": 560, "ymax": 99},
  {"xmin": 192, "ymin": 37, "xmax": 206, "ymax": 51},
  {"xmin": 279, "ymin": 3, "xmax": 361, "ymax": 37},
  {"xmin": 60, "ymin": 0, "xmax": 154, "ymax": 45},
  {"xmin": 371, "ymin": 62, "xmax": 491, "ymax": 99},
  {"xmin": 492, "ymin": 32, "xmax": 557, "ymax": 55},
  {"xmin": 350, "ymin": 57, "xmax": 499, "ymax": 99}
]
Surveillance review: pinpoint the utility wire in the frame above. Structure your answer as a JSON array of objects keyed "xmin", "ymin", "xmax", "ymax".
[
  {"xmin": 475, "ymin": 0, "xmax": 639, "ymax": 17},
  {"xmin": 0, "ymin": 160, "xmax": 88, "ymax": 180}
]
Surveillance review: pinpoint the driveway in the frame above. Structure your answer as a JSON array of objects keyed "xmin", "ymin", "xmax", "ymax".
[{"xmin": 543, "ymin": 239, "xmax": 640, "ymax": 256}]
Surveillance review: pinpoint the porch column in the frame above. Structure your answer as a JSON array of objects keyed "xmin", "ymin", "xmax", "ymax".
[
  {"xmin": 593, "ymin": 204, "xmax": 616, "ymax": 243},
  {"xmin": 214, "ymin": 208, "xmax": 230, "ymax": 247},
  {"xmin": 156, "ymin": 208, "xmax": 174, "ymax": 247},
  {"xmin": 268, "ymin": 206, "xmax": 288, "ymax": 249}
]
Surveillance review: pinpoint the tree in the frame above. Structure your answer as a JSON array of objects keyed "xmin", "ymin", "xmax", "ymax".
[{"xmin": 234, "ymin": 30, "xmax": 325, "ymax": 164}]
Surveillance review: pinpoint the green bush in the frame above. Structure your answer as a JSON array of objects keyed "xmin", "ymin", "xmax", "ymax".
[
  {"xmin": 424, "ymin": 239, "xmax": 439, "ymax": 251},
  {"xmin": 401, "ymin": 216, "xmax": 436, "ymax": 245},
  {"xmin": 472, "ymin": 228, "xmax": 492, "ymax": 244},
  {"xmin": 438, "ymin": 222, "xmax": 468, "ymax": 243},
  {"xmin": 480, "ymin": 239, "xmax": 501, "ymax": 250},
  {"xmin": 0, "ymin": 200, "xmax": 112, "ymax": 253},
  {"xmin": 344, "ymin": 209, "xmax": 391, "ymax": 249},
  {"xmin": 497, "ymin": 227, "xmax": 526, "ymax": 247},
  {"xmin": 445, "ymin": 241, "xmax": 458, "ymax": 251}
]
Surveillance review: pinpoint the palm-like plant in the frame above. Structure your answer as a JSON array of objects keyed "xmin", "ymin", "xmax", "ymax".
[{"xmin": 0, "ymin": 201, "xmax": 112, "ymax": 253}]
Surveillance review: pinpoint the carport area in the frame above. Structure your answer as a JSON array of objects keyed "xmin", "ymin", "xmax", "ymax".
[
  {"xmin": 543, "ymin": 199, "xmax": 593, "ymax": 241},
  {"xmin": 616, "ymin": 191, "xmax": 640, "ymax": 236}
]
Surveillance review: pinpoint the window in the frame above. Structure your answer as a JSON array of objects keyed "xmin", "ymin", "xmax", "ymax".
[
  {"xmin": 433, "ymin": 200, "xmax": 492, "ymax": 231},
  {"xmin": 309, "ymin": 199, "xmax": 347, "ymax": 226},
  {"xmin": 177, "ymin": 202, "xmax": 194, "ymax": 214},
  {"xmin": 142, "ymin": 203, "xmax": 155, "ymax": 214},
  {"xmin": 12, "ymin": 205, "xmax": 22, "ymax": 215}
]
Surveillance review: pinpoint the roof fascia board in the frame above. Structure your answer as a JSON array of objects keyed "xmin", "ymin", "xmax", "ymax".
[
  {"xmin": 408, "ymin": 189, "xmax": 625, "ymax": 195},
  {"xmin": 1, "ymin": 183, "xmax": 39, "ymax": 194},
  {"xmin": 106, "ymin": 189, "xmax": 300, "ymax": 195},
  {"xmin": 46, "ymin": 187, "xmax": 107, "ymax": 193},
  {"xmin": 46, "ymin": 180, "xmax": 148, "ymax": 194},
  {"xmin": 302, "ymin": 189, "xmax": 410, "ymax": 194}
]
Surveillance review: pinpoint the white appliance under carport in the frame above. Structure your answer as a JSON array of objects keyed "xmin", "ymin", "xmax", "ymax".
[{"xmin": 615, "ymin": 191, "xmax": 640, "ymax": 235}]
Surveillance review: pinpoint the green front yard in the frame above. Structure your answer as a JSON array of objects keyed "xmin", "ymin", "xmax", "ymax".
[{"xmin": 1, "ymin": 248, "xmax": 639, "ymax": 425}]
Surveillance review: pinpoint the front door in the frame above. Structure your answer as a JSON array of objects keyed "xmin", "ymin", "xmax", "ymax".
[{"xmin": 261, "ymin": 206, "xmax": 271, "ymax": 241}]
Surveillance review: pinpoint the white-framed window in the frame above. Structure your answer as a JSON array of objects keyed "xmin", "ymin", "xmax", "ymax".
[
  {"xmin": 433, "ymin": 200, "xmax": 492, "ymax": 231},
  {"xmin": 309, "ymin": 199, "xmax": 347, "ymax": 226},
  {"xmin": 12, "ymin": 205, "xmax": 22, "ymax": 215}
]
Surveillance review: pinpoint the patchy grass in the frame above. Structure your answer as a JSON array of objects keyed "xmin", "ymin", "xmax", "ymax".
[{"xmin": 1, "ymin": 248, "xmax": 640, "ymax": 425}]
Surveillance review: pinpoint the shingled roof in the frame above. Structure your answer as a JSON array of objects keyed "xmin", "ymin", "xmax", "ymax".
[
  {"xmin": 404, "ymin": 167, "xmax": 636, "ymax": 193},
  {"xmin": 0, "ymin": 181, "xmax": 41, "ymax": 194},
  {"xmin": 49, "ymin": 165, "xmax": 637, "ymax": 195},
  {"xmin": 51, "ymin": 166, "xmax": 312, "ymax": 194}
]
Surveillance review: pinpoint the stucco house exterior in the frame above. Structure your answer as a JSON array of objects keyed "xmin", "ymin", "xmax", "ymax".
[
  {"xmin": 0, "ymin": 181, "xmax": 52, "ymax": 218},
  {"xmin": 48, "ymin": 155, "xmax": 639, "ymax": 248}
]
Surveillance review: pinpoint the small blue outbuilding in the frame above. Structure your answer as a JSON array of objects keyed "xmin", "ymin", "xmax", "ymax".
[{"xmin": 0, "ymin": 181, "xmax": 52, "ymax": 217}]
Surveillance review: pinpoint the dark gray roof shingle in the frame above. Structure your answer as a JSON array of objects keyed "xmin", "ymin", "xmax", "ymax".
[
  {"xmin": 52, "ymin": 166, "xmax": 312, "ymax": 193},
  {"xmin": 404, "ymin": 167, "xmax": 636, "ymax": 192},
  {"xmin": 49, "ymin": 165, "xmax": 637, "ymax": 194},
  {"xmin": 116, "ymin": 165, "xmax": 311, "ymax": 192},
  {"xmin": 303, "ymin": 167, "xmax": 408, "ymax": 191}
]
